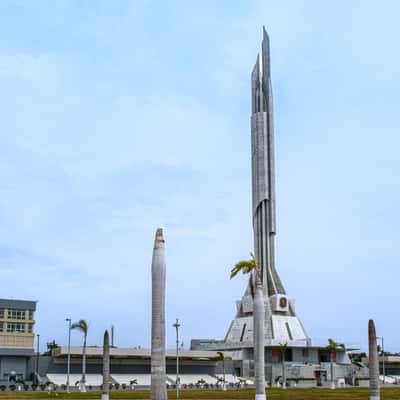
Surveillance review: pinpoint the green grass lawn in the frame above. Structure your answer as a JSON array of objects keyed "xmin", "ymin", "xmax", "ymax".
[{"xmin": 0, "ymin": 388, "xmax": 398, "ymax": 400}]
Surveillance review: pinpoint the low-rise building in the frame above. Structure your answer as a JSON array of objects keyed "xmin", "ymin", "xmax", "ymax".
[
  {"xmin": 39, "ymin": 346, "xmax": 237, "ymax": 389},
  {"xmin": 0, "ymin": 298, "xmax": 37, "ymax": 381},
  {"xmin": 362, "ymin": 355, "xmax": 400, "ymax": 377}
]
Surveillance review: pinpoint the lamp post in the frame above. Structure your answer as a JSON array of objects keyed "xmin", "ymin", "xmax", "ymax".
[
  {"xmin": 66, "ymin": 318, "xmax": 72, "ymax": 393},
  {"xmin": 377, "ymin": 336, "xmax": 385, "ymax": 382},
  {"xmin": 35, "ymin": 334, "xmax": 40, "ymax": 377},
  {"xmin": 172, "ymin": 319, "xmax": 181, "ymax": 399}
]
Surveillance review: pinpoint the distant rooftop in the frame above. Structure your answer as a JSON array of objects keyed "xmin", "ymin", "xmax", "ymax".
[
  {"xmin": 53, "ymin": 346, "xmax": 231, "ymax": 361},
  {"xmin": 0, "ymin": 298, "xmax": 37, "ymax": 311}
]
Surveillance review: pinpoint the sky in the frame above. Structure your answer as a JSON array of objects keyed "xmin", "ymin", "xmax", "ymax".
[{"xmin": 0, "ymin": 0, "xmax": 399, "ymax": 353}]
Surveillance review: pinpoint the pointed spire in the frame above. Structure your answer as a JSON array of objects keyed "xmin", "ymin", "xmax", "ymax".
[
  {"xmin": 263, "ymin": 26, "xmax": 269, "ymax": 40},
  {"xmin": 251, "ymin": 54, "xmax": 261, "ymax": 114},
  {"xmin": 261, "ymin": 27, "xmax": 271, "ymax": 89}
]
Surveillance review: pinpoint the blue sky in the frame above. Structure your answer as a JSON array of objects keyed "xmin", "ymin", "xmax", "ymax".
[{"xmin": 0, "ymin": 0, "xmax": 399, "ymax": 352}]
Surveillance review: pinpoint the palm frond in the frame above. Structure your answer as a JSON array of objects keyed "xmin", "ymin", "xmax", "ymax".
[
  {"xmin": 71, "ymin": 319, "xmax": 89, "ymax": 335},
  {"xmin": 278, "ymin": 342, "xmax": 288, "ymax": 353},
  {"xmin": 230, "ymin": 260, "xmax": 257, "ymax": 279},
  {"xmin": 327, "ymin": 338, "xmax": 344, "ymax": 351}
]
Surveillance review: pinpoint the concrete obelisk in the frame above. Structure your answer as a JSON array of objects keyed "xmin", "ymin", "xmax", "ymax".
[
  {"xmin": 150, "ymin": 228, "xmax": 168, "ymax": 400},
  {"xmin": 369, "ymin": 320, "xmax": 380, "ymax": 400},
  {"xmin": 102, "ymin": 330, "xmax": 110, "ymax": 400}
]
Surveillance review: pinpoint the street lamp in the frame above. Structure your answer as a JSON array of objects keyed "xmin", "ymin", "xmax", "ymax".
[
  {"xmin": 66, "ymin": 318, "xmax": 72, "ymax": 393},
  {"xmin": 172, "ymin": 319, "xmax": 181, "ymax": 399},
  {"xmin": 377, "ymin": 336, "xmax": 385, "ymax": 382}
]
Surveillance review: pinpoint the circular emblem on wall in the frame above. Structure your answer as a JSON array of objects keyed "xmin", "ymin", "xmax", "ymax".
[{"xmin": 279, "ymin": 297, "xmax": 287, "ymax": 308}]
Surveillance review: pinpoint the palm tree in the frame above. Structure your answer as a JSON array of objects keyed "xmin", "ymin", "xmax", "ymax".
[
  {"xmin": 216, "ymin": 376, "xmax": 224, "ymax": 388},
  {"xmin": 102, "ymin": 330, "xmax": 110, "ymax": 400},
  {"xmin": 236, "ymin": 377, "xmax": 246, "ymax": 388},
  {"xmin": 277, "ymin": 343, "xmax": 288, "ymax": 389},
  {"xmin": 216, "ymin": 351, "xmax": 229, "ymax": 391},
  {"xmin": 71, "ymin": 319, "xmax": 88, "ymax": 392},
  {"xmin": 327, "ymin": 338, "xmax": 344, "ymax": 390},
  {"xmin": 369, "ymin": 320, "xmax": 380, "ymax": 400},
  {"xmin": 231, "ymin": 252, "xmax": 266, "ymax": 400},
  {"xmin": 197, "ymin": 378, "xmax": 206, "ymax": 388},
  {"xmin": 129, "ymin": 379, "xmax": 138, "ymax": 390}
]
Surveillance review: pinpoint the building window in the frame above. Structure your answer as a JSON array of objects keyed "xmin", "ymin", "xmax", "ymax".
[
  {"xmin": 0, "ymin": 309, "xmax": 4, "ymax": 319},
  {"xmin": 0, "ymin": 323, "xmax": 3, "ymax": 332},
  {"xmin": 7, "ymin": 309, "xmax": 26, "ymax": 320},
  {"xmin": 27, "ymin": 324, "xmax": 33, "ymax": 333},
  {"xmin": 28, "ymin": 311, "xmax": 34, "ymax": 320},
  {"xmin": 7, "ymin": 323, "xmax": 25, "ymax": 333}
]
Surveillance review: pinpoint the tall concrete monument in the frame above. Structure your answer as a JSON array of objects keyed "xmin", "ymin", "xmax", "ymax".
[
  {"xmin": 191, "ymin": 28, "xmax": 361, "ymax": 385},
  {"xmin": 150, "ymin": 228, "xmax": 168, "ymax": 400},
  {"xmin": 225, "ymin": 27, "xmax": 308, "ymax": 346}
]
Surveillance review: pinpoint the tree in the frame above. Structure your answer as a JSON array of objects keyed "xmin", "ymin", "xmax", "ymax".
[
  {"xmin": 277, "ymin": 343, "xmax": 288, "ymax": 389},
  {"xmin": 71, "ymin": 319, "xmax": 89, "ymax": 392},
  {"xmin": 129, "ymin": 379, "xmax": 138, "ymax": 390},
  {"xmin": 236, "ymin": 378, "xmax": 247, "ymax": 388},
  {"xmin": 327, "ymin": 338, "xmax": 344, "ymax": 390},
  {"xmin": 102, "ymin": 330, "xmax": 110, "ymax": 400},
  {"xmin": 231, "ymin": 252, "xmax": 266, "ymax": 400},
  {"xmin": 197, "ymin": 378, "xmax": 206, "ymax": 388},
  {"xmin": 45, "ymin": 340, "xmax": 59, "ymax": 356},
  {"xmin": 216, "ymin": 376, "xmax": 225, "ymax": 388}
]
